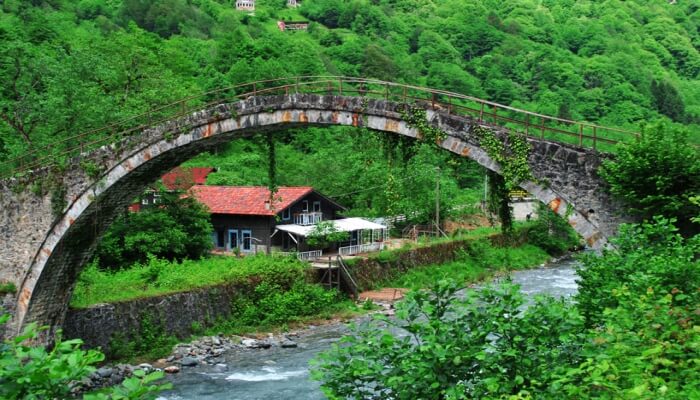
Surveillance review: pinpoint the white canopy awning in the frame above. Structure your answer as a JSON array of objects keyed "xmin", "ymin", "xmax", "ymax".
[{"xmin": 275, "ymin": 217, "xmax": 386, "ymax": 237}]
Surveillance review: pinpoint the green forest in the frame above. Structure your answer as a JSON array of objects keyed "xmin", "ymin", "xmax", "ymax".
[{"xmin": 1, "ymin": 0, "xmax": 700, "ymax": 220}]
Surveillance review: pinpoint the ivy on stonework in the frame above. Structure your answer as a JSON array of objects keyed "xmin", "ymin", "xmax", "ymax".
[
  {"xmin": 400, "ymin": 105, "xmax": 447, "ymax": 145},
  {"xmin": 474, "ymin": 126, "xmax": 533, "ymax": 190}
]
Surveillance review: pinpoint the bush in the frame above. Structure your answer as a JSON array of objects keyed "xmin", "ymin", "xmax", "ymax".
[
  {"xmin": 95, "ymin": 191, "xmax": 213, "ymax": 270},
  {"xmin": 313, "ymin": 218, "xmax": 700, "ymax": 399},
  {"xmin": 0, "ymin": 315, "xmax": 171, "ymax": 399},
  {"xmin": 525, "ymin": 203, "xmax": 581, "ymax": 255},
  {"xmin": 599, "ymin": 123, "xmax": 700, "ymax": 237},
  {"xmin": 312, "ymin": 281, "xmax": 585, "ymax": 399},
  {"xmin": 575, "ymin": 216, "xmax": 700, "ymax": 325}
]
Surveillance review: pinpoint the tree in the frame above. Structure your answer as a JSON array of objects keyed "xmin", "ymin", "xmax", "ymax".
[
  {"xmin": 650, "ymin": 79, "xmax": 686, "ymax": 122},
  {"xmin": 599, "ymin": 123, "xmax": 700, "ymax": 236},
  {"xmin": 306, "ymin": 221, "xmax": 350, "ymax": 248},
  {"xmin": 95, "ymin": 190, "xmax": 213, "ymax": 269}
]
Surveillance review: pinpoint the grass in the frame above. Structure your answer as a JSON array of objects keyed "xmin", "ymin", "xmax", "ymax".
[
  {"xmin": 71, "ymin": 254, "xmax": 308, "ymax": 308},
  {"xmin": 382, "ymin": 242, "xmax": 551, "ymax": 290}
]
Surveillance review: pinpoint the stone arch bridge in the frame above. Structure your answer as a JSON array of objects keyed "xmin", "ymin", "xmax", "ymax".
[{"xmin": 0, "ymin": 77, "xmax": 633, "ymax": 340}]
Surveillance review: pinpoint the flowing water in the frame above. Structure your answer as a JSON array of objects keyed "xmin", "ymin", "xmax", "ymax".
[{"xmin": 160, "ymin": 257, "xmax": 580, "ymax": 400}]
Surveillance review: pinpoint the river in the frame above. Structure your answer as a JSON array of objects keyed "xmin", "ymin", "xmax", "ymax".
[{"xmin": 159, "ymin": 257, "xmax": 580, "ymax": 400}]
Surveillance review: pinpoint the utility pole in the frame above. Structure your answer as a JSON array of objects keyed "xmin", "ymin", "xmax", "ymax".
[
  {"xmin": 435, "ymin": 167, "xmax": 446, "ymax": 237},
  {"xmin": 435, "ymin": 167, "xmax": 440, "ymax": 235}
]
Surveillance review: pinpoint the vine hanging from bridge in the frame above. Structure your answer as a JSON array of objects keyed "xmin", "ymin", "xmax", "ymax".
[
  {"xmin": 400, "ymin": 105, "xmax": 447, "ymax": 145},
  {"xmin": 475, "ymin": 126, "xmax": 534, "ymax": 190}
]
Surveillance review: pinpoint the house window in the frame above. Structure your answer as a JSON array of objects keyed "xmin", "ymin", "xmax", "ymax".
[
  {"xmin": 302, "ymin": 200, "xmax": 309, "ymax": 212},
  {"xmin": 152, "ymin": 193, "xmax": 161, "ymax": 205},
  {"xmin": 242, "ymin": 230, "xmax": 252, "ymax": 252},
  {"xmin": 282, "ymin": 208, "xmax": 291, "ymax": 220},
  {"xmin": 313, "ymin": 201, "xmax": 321, "ymax": 212},
  {"xmin": 141, "ymin": 198, "xmax": 149, "ymax": 205}
]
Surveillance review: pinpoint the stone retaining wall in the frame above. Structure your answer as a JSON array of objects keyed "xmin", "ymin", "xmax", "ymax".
[
  {"xmin": 349, "ymin": 234, "xmax": 511, "ymax": 291},
  {"xmin": 63, "ymin": 282, "xmax": 247, "ymax": 356}
]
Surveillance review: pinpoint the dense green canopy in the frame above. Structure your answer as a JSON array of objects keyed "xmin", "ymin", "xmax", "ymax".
[{"xmin": 1, "ymin": 0, "xmax": 698, "ymax": 219}]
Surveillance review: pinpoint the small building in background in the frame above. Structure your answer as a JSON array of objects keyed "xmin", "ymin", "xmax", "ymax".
[
  {"xmin": 277, "ymin": 20, "xmax": 309, "ymax": 32},
  {"xmin": 236, "ymin": 0, "xmax": 255, "ymax": 11},
  {"xmin": 287, "ymin": 0, "xmax": 300, "ymax": 7}
]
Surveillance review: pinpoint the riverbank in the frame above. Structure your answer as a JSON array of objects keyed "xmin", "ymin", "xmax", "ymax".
[
  {"xmin": 65, "ymin": 225, "xmax": 579, "ymax": 376},
  {"xmin": 71, "ymin": 242, "xmax": 578, "ymax": 393}
]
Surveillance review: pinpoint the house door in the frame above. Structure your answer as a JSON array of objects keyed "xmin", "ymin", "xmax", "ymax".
[{"xmin": 228, "ymin": 229, "xmax": 239, "ymax": 251}]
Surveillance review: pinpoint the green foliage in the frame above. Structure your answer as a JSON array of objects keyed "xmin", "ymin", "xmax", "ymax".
[
  {"xmin": 477, "ymin": 127, "xmax": 533, "ymax": 190},
  {"xmin": 84, "ymin": 369, "xmax": 172, "ymax": 400},
  {"xmin": 312, "ymin": 281, "xmax": 585, "ymax": 399},
  {"xmin": 384, "ymin": 240, "xmax": 551, "ymax": 290},
  {"xmin": 73, "ymin": 254, "xmax": 311, "ymax": 307},
  {"xmin": 575, "ymin": 216, "xmax": 700, "ymax": 325},
  {"xmin": 313, "ymin": 218, "xmax": 700, "ymax": 399},
  {"xmin": 400, "ymin": 105, "xmax": 447, "ymax": 144},
  {"xmin": 306, "ymin": 220, "xmax": 350, "ymax": 248},
  {"xmin": 650, "ymin": 79, "xmax": 686, "ymax": 122},
  {"xmin": 80, "ymin": 159, "xmax": 104, "ymax": 180},
  {"xmin": 0, "ymin": 282, "xmax": 16, "ymax": 296},
  {"xmin": 95, "ymin": 190, "xmax": 213, "ymax": 269},
  {"xmin": 486, "ymin": 170, "xmax": 513, "ymax": 235},
  {"xmin": 108, "ymin": 313, "xmax": 178, "ymax": 361},
  {"xmin": 600, "ymin": 123, "xmax": 700, "ymax": 236},
  {"xmin": 525, "ymin": 203, "xmax": 581, "ymax": 255},
  {"xmin": 50, "ymin": 183, "xmax": 67, "ymax": 220},
  {"xmin": 229, "ymin": 280, "xmax": 340, "ymax": 328},
  {"xmin": 0, "ymin": 315, "xmax": 171, "ymax": 399}
]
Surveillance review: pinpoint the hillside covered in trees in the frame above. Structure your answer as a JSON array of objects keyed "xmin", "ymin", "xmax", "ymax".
[{"xmin": 1, "ymin": 0, "xmax": 699, "ymax": 218}]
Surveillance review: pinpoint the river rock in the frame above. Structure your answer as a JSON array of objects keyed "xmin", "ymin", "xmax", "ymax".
[
  {"xmin": 213, "ymin": 363, "xmax": 229, "ymax": 372},
  {"xmin": 164, "ymin": 365, "xmax": 181, "ymax": 374},
  {"xmin": 241, "ymin": 338, "xmax": 265, "ymax": 348},
  {"xmin": 180, "ymin": 356, "xmax": 199, "ymax": 367},
  {"xmin": 212, "ymin": 336, "xmax": 222, "ymax": 346},
  {"xmin": 280, "ymin": 340, "xmax": 298, "ymax": 348},
  {"xmin": 138, "ymin": 363, "xmax": 153, "ymax": 371},
  {"xmin": 97, "ymin": 367, "xmax": 113, "ymax": 378}
]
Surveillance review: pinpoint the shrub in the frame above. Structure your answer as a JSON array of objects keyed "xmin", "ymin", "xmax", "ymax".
[
  {"xmin": 599, "ymin": 123, "xmax": 700, "ymax": 237},
  {"xmin": 0, "ymin": 315, "xmax": 171, "ymax": 399}
]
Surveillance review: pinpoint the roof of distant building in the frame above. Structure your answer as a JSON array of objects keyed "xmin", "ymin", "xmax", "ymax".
[
  {"xmin": 190, "ymin": 186, "xmax": 323, "ymax": 216},
  {"xmin": 161, "ymin": 167, "xmax": 214, "ymax": 190}
]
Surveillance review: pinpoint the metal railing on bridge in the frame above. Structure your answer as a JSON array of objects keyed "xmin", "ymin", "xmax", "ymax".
[{"xmin": 0, "ymin": 76, "xmax": 643, "ymax": 179}]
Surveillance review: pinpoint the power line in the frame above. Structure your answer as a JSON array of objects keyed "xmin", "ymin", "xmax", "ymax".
[{"xmin": 326, "ymin": 169, "xmax": 430, "ymax": 199}]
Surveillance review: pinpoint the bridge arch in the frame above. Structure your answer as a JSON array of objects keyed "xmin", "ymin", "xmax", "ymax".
[{"xmin": 1, "ymin": 87, "xmax": 627, "ymax": 339}]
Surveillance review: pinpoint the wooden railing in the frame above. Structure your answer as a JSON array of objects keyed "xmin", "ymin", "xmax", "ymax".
[
  {"xmin": 0, "ymin": 76, "xmax": 642, "ymax": 179},
  {"xmin": 337, "ymin": 255, "xmax": 359, "ymax": 299}
]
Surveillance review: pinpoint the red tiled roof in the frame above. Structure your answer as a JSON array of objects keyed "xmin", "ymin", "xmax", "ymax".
[
  {"xmin": 189, "ymin": 186, "xmax": 314, "ymax": 216},
  {"xmin": 162, "ymin": 167, "xmax": 214, "ymax": 190}
]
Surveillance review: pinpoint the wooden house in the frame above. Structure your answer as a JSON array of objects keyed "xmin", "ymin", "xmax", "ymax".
[{"xmin": 189, "ymin": 186, "xmax": 387, "ymax": 259}]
